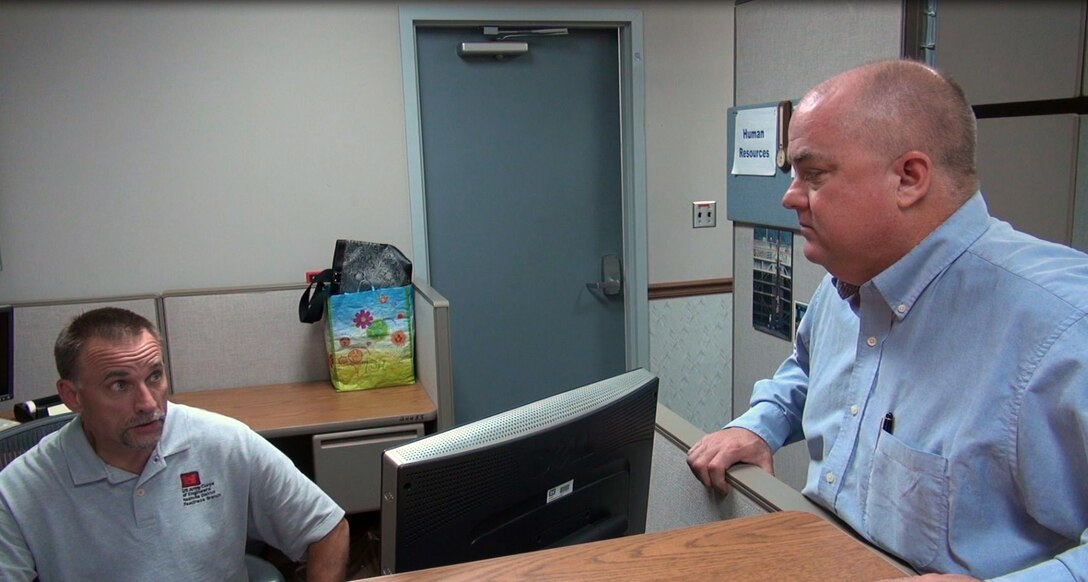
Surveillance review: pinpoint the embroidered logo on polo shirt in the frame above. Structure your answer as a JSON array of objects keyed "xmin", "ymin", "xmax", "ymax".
[
  {"xmin": 180, "ymin": 471, "xmax": 222, "ymax": 507},
  {"xmin": 180, "ymin": 471, "xmax": 201, "ymax": 488}
]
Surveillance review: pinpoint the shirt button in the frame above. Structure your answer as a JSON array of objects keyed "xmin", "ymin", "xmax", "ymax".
[
  {"xmin": 136, "ymin": 488, "xmax": 146, "ymax": 497},
  {"xmin": 825, "ymin": 472, "xmax": 835, "ymax": 484},
  {"xmin": 897, "ymin": 304, "xmax": 907, "ymax": 314},
  {"xmin": 866, "ymin": 336, "xmax": 878, "ymax": 347},
  {"xmin": 849, "ymin": 404, "xmax": 859, "ymax": 416}
]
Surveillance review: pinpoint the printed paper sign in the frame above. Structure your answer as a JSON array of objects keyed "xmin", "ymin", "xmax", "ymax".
[{"xmin": 731, "ymin": 107, "xmax": 777, "ymax": 176}]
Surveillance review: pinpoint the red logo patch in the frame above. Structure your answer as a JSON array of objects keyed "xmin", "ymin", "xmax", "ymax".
[{"xmin": 180, "ymin": 471, "xmax": 201, "ymax": 488}]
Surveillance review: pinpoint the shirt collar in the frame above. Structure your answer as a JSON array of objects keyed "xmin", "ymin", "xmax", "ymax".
[
  {"xmin": 156, "ymin": 402, "xmax": 193, "ymax": 458},
  {"xmin": 63, "ymin": 402, "xmax": 193, "ymax": 486},
  {"xmin": 865, "ymin": 191, "xmax": 991, "ymax": 320},
  {"xmin": 834, "ymin": 279, "xmax": 860, "ymax": 300}
]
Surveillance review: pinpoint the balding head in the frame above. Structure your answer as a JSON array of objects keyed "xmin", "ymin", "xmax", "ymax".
[
  {"xmin": 782, "ymin": 60, "xmax": 982, "ymax": 285},
  {"xmin": 800, "ymin": 60, "xmax": 978, "ymax": 201}
]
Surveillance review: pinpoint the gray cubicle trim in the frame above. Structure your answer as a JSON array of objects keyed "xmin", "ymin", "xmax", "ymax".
[
  {"xmin": 7, "ymin": 295, "xmax": 161, "ymax": 408},
  {"xmin": 654, "ymin": 404, "xmax": 915, "ymax": 575},
  {"xmin": 412, "ymin": 279, "xmax": 453, "ymax": 430}
]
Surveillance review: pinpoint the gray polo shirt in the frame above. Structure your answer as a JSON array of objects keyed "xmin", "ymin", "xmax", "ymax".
[{"xmin": 0, "ymin": 403, "xmax": 345, "ymax": 581}]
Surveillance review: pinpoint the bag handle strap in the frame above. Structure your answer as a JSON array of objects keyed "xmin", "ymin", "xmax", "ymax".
[
  {"xmin": 298, "ymin": 269, "xmax": 338, "ymax": 323},
  {"xmin": 330, "ymin": 239, "xmax": 349, "ymax": 296}
]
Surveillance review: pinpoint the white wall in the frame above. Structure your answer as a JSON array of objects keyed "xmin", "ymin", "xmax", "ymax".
[
  {"xmin": 639, "ymin": 3, "xmax": 734, "ymax": 283},
  {"xmin": 0, "ymin": 3, "xmax": 411, "ymax": 302},
  {"xmin": 0, "ymin": 2, "xmax": 734, "ymax": 303}
]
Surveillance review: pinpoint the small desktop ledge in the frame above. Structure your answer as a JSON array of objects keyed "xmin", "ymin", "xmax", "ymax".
[{"xmin": 169, "ymin": 381, "xmax": 435, "ymax": 439}]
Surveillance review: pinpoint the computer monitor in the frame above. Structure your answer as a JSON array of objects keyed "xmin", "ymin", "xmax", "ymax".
[
  {"xmin": 379, "ymin": 368, "xmax": 658, "ymax": 575},
  {"xmin": 0, "ymin": 306, "xmax": 12, "ymax": 403}
]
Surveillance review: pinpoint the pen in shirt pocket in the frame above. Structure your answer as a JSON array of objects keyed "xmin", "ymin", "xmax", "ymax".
[{"xmin": 881, "ymin": 412, "xmax": 895, "ymax": 434}]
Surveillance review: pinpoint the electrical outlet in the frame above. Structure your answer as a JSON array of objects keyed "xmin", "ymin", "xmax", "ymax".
[{"xmin": 693, "ymin": 201, "xmax": 717, "ymax": 228}]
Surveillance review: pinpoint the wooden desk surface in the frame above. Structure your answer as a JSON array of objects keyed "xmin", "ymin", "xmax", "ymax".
[
  {"xmin": 170, "ymin": 381, "xmax": 435, "ymax": 438},
  {"xmin": 369, "ymin": 511, "xmax": 909, "ymax": 581}
]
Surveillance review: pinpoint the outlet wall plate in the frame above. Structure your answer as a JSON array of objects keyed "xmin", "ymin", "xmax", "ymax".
[{"xmin": 693, "ymin": 201, "xmax": 717, "ymax": 228}]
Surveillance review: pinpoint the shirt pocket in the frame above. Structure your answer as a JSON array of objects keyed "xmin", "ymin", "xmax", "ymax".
[{"xmin": 863, "ymin": 430, "xmax": 950, "ymax": 570}]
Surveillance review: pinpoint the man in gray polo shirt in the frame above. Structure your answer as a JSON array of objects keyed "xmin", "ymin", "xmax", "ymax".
[{"xmin": 0, "ymin": 307, "xmax": 349, "ymax": 581}]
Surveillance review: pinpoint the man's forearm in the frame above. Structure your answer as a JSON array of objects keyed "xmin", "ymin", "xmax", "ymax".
[{"xmin": 306, "ymin": 518, "xmax": 350, "ymax": 582}]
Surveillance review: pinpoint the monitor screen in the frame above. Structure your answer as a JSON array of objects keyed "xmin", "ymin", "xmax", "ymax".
[
  {"xmin": 0, "ymin": 306, "xmax": 12, "ymax": 402},
  {"xmin": 379, "ymin": 368, "xmax": 658, "ymax": 575}
]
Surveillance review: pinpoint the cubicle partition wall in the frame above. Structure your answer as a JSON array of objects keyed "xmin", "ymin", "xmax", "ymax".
[
  {"xmin": 159, "ymin": 282, "xmax": 453, "ymax": 429},
  {"xmin": 6, "ymin": 295, "xmax": 161, "ymax": 410},
  {"xmin": 3, "ymin": 283, "xmax": 454, "ymax": 429},
  {"xmin": 157, "ymin": 282, "xmax": 453, "ymax": 514},
  {"xmin": 160, "ymin": 284, "xmax": 329, "ymax": 393}
]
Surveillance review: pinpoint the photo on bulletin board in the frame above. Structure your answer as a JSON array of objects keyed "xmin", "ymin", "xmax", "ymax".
[
  {"xmin": 793, "ymin": 301, "xmax": 808, "ymax": 339},
  {"xmin": 752, "ymin": 227, "xmax": 793, "ymax": 340}
]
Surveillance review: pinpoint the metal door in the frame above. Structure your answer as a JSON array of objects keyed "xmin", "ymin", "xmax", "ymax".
[{"xmin": 415, "ymin": 25, "xmax": 627, "ymax": 423}]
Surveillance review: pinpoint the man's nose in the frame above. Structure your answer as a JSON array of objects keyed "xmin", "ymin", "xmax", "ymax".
[
  {"xmin": 132, "ymin": 383, "xmax": 158, "ymax": 411},
  {"xmin": 781, "ymin": 178, "xmax": 806, "ymax": 210}
]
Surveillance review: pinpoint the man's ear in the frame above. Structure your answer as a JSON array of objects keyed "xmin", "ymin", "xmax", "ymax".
[
  {"xmin": 57, "ymin": 379, "xmax": 83, "ymax": 413},
  {"xmin": 893, "ymin": 150, "xmax": 931, "ymax": 209}
]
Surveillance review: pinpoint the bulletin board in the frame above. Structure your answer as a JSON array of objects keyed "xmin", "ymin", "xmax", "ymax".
[{"xmin": 726, "ymin": 101, "xmax": 798, "ymax": 230}]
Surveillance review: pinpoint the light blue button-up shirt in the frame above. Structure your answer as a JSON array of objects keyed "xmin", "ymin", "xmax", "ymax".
[{"xmin": 729, "ymin": 193, "xmax": 1088, "ymax": 580}]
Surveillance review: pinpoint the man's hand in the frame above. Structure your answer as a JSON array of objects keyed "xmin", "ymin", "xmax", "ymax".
[
  {"xmin": 305, "ymin": 518, "xmax": 349, "ymax": 582},
  {"xmin": 686, "ymin": 428, "xmax": 774, "ymax": 494}
]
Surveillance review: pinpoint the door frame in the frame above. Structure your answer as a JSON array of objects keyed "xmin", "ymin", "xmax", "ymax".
[{"xmin": 398, "ymin": 6, "xmax": 650, "ymax": 370}]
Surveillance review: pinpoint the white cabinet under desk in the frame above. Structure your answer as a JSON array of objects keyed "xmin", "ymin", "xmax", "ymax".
[{"xmin": 313, "ymin": 423, "xmax": 425, "ymax": 513}]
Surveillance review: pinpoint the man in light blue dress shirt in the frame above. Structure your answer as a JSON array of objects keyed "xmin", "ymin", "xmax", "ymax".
[{"xmin": 688, "ymin": 59, "xmax": 1088, "ymax": 581}]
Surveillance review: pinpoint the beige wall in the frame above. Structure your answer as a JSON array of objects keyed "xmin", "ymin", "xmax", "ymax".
[
  {"xmin": 0, "ymin": 2, "xmax": 734, "ymax": 303},
  {"xmin": 639, "ymin": 3, "xmax": 733, "ymax": 283}
]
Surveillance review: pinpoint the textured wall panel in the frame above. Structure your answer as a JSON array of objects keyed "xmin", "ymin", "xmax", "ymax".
[{"xmin": 649, "ymin": 293, "xmax": 732, "ymax": 434}]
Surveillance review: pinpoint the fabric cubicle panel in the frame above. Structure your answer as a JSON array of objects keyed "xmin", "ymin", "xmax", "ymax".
[
  {"xmin": 9, "ymin": 296, "xmax": 160, "ymax": 409},
  {"xmin": 649, "ymin": 405, "xmax": 770, "ymax": 533},
  {"xmin": 161, "ymin": 285, "xmax": 328, "ymax": 393}
]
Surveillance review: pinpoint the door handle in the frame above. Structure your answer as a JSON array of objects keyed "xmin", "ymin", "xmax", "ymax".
[{"xmin": 586, "ymin": 254, "xmax": 623, "ymax": 296}]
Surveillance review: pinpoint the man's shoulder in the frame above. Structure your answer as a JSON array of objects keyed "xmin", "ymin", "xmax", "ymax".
[
  {"xmin": 169, "ymin": 402, "xmax": 252, "ymax": 433},
  {"xmin": 966, "ymin": 221, "xmax": 1088, "ymax": 313},
  {"xmin": 0, "ymin": 428, "xmax": 70, "ymax": 494},
  {"xmin": 164, "ymin": 403, "xmax": 262, "ymax": 455}
]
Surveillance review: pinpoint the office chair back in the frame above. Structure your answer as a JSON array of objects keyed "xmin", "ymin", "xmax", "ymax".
[{"xmin": 0, "ymin": 413, "xmax": 76, "ymax": 471}]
